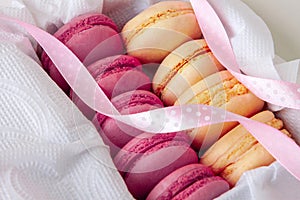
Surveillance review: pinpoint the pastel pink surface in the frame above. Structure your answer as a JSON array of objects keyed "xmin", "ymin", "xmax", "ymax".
[
  {"xmin": 114, "ymin": 132, "xmax": 198, "ymax": 199},
  {"xmin": 146, "ymin": 164, "xmax": 214, "ymax": 200},
  {"xmin": 93, "ymin": 90, "xmax": 163, "ymax": 156},
  {"xmin": 41, "ymin": 13, "xmax": 124, "ymax": 93}
]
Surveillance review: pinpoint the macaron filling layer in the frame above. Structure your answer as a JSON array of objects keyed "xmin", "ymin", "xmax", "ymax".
[
  {"xmin": 57, "ymin": 15, "xmax": 118, "ymax": 44},
  {"xmin": 155, "ymin": 167, "xmax": 214, "ymax": 199},
  {"xmin": 124, "ymin": 8, "xmax": 194, "ymax": 45},
  {"xmin": 187, "ymin": 77, "xmax": 248, "ymax": 107},
  {"xmin": 155, "ymin": 45, "xmax": 211, "ymax": 99}
]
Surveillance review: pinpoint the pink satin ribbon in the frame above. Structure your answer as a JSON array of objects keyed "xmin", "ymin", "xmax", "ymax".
[
  {"xmin": 1, "ymin": 0, "xmax": 300, "ymax": 181},
  {"xmin": 190, "ymin": 0, "xmax": 300, "ymax": 110}
]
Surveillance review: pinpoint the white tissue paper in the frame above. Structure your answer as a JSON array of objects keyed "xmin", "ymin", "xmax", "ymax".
[
  {"xmin": 0, "ymin": 0, "xmax": 133, "ymax": 200},
  {"xmin": 1, "ymin": 0, "xmax": 300, "ymax": 200}
]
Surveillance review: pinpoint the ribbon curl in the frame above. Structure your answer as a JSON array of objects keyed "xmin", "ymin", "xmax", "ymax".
[{"xmin": 1, "ymin": 0, "xmax": 300, "ymax": 181}]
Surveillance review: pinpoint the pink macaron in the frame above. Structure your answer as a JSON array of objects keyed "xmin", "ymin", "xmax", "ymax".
[
  {"xmin": 147, "ymin": 164, "xmax": 229, "ymax": 200},
  {"xmin": 114, "ymin": 132, "xmax": 198, "ymax": 199},
  {"xmin": 92, "ymin": 90, "xmax": 163, "ymax": 156},
  {"xmin": 71, "ymin": 55, "xmax": 151, "ymax": 119},
  {"xmin": 41, "ymin": 12, "xmax": 124, "ymax": 93}
]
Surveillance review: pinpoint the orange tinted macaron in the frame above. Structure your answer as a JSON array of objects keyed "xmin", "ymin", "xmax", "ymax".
[
  {"xmin": 201, "ymin": 110, "xmax": 291, "ymax": 186},
  {"xmin": 174, "ymin": 70, "xmax": 265, "ymax": 149},
  {"xmin": 122, "ymin": 1, "xmax": 202, "ymax": 64},
  {"xmin": 153, "ymin": 39, "xmax": 224, "ymax": 106}
]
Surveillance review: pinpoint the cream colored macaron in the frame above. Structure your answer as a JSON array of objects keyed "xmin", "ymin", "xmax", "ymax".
[
  {"xmin": 200, "ymin": 110, "xmax": 291, "ymax": 186},
  {"xmin": 174, "ymin": 70, "xmax": 265, "ymax": 149},
  {"xmin": 122, "ymin": 1, "xmax": 202, "ymax": 63},
  {"xmin": 153, "ymin": 39, "xmax": 224, "ymax": 106}
]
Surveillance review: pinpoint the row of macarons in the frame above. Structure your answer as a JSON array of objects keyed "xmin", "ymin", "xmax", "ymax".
[{"xmin": 39, "ymin": 1, "xmax": 292, "ymax": 200}]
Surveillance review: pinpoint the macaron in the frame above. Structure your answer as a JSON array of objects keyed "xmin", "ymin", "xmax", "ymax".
[
  {"xmin": 122, "ymin": 1, "xmax": 202, "ymax": 64},
  {"xmin": 92, "ymin": 90, "xmax": 164, "ymax": 156},
  {"xmin": 174, "ymin": 70, "xmax": 265, "ymax": 149},
  {"xmin": 201, "ymin": 110, "xmax": 291, "ymax": 186},
  {"xmin": 153, "ymin": 39, "xmax": 224, "ymax": 106},
  {"xmin": 146, "ymin": 164, "xmax": 229, "ymax": 200},
  {"xmin": 41, "ymin": 12, "xmax": 124, "ymax": 93},
  {"xmin": 71, "ymin": 55, "xmax": 151, "ymax": 119},
  {"xmin": 114, "ymin": 132, "xmax": 199, "ymax": 199}
]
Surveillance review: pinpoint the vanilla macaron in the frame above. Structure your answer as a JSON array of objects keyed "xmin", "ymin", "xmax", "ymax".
[
  {"xmin": 201, "ymin": 110, "xmax": 291, "ymax": 186},
  {"xmin": 153, "ymin": 39, "xmax": 224, "ymax": 106},
  {"xmin": 174, "ymin": 70, "xmax": 265, "ymax": 149},
  {"xmin": 122, "ymin": 1, "xmax": 202, "ymax": 63}
]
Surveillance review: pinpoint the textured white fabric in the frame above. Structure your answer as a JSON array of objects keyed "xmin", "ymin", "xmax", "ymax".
[
  {"xmin": 1, "ymin": 0, "xmax": 300, "ymax": 200},
  {"xmin": 217, "ymin": 162, "xmax": 300, "ymax": 200},
  {"xmin": 0, "ymin": 1, "xmax": 133, "ymax": 200}
]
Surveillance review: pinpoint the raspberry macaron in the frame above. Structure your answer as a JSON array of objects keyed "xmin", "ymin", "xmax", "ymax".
[
  {"xmin": 93, "ymin": 90, "xmax": 164, "ymax": 156},
  {"xmin": 71, "ymin": 55, "xmax": 151, "ymax": 119},
  {"xmin": 114, "ymin": 132, "xmax": 199, "ymax": 199},
  {"xmin": 41, "ymin": 13, "xmax": 124, "ymax": 93},
  {"xmin": 147, "ymin": 164, "xmax": 229, "ymax": 200}
]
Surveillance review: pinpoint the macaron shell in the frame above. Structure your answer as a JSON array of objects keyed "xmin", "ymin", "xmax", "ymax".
[
  {"xmin": 94, "ymin": 91, "xmax": 164, "ymax": 156},
  {"xmin": 174, "ymin": 70, "xmax": 233, "ymax": 105},
  {"xmin": 41, "ymin": 13, "xmax": 123, "ymax": 93},
  {"xmin": 54, "ymin": 12, "xmax": 118, "ymax": 39},
  {"xmin": 174, "ymin": 71, "xmax": 264, "ymax": 149},
  {"xmin": 173, "ymin": 177, "xmax": 229, "ymax": 200},
  {"xmin": 188, "ymin": 91, "xmax": 264, "ymax": 149},
  {"xmin": 200, "ymin": 111, "xmax": 288, "ymax": 186},
  {"xmin": 125, "ymin": 146, "xmax": 198, "ymax": 199},
  {"xmin": 201, "ymin": 111, "xmax": 275, "ymax": 167},
  {"xmin": 65, "ymin": 25, "xmax": 123, "ymax": 64},
  {"xmin": 96, "ymin": 69, "xmax": 151, "ymax": 99},
  {"xmin": 146, "ymin": 164, "xmax": 214, "ymax": 200},
  {"xmin": 72, "ymin": 70, "xmax": 151, "ymax": 119},
  {"xmin": 122, "ymin": 1, "xmax": 202, "ymax": 63},
  {"xmin": 114, "ymin": 132, "xmax": 190, "ymax": 172},
  {"xmin": 47, "ymin": 65, "xmax": 70, "ymax": 93},
  {"xmin": 210, "ymin": 132, "xmax": 258, "ymax": 174},
  {"xmin": 87, "ymin": 55, "xmax": 142, "ymax": 78},
  {"xmin": 71, "ymin": 56, "xmax": 152, "ymax": 119},
  {"xmin": 221, "ymin": 142, "xmax": 275, "ymax": 186},
  {"xmin": 111, "ymin": 90, "xmax": 164, "ymax": 111},
  {"xmin": 100, "ymin": 105, "xmax": 162, "ymax": 156},
  {"xmin": 122, "ymin": 1, "xmax": 193, "ymax": 31},
  {"xmin": 153, "ymin": 39, "xmax": 224, "ymax": 106},
  {"xmin": 89, "ymin": 55, "xmax": 151, "ymax": 99}
]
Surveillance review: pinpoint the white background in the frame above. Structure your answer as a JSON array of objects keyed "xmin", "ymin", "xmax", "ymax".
[{"xmin": 242, "ymin": 0, "xmax": 300, "ymax": 61}]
